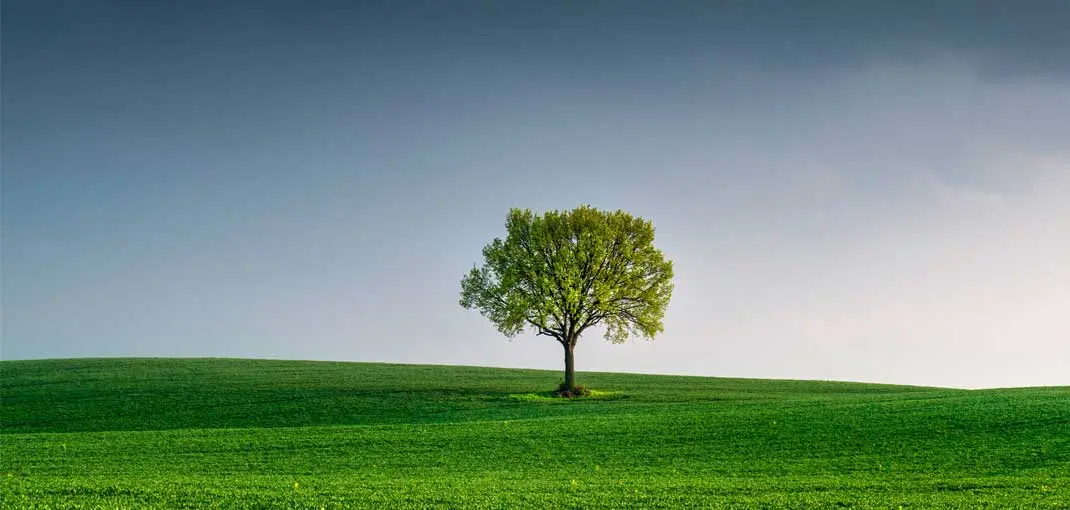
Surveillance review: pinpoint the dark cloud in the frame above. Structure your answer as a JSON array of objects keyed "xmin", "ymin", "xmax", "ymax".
[{"xmin": 5, "ymin": 0, "xmax": 1069, "ymax": 81}]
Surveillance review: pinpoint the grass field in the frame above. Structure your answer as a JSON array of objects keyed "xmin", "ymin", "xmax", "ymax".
[{"xmin": 1, "ymin": 358, "xmax": 1068, "ymax": 509}]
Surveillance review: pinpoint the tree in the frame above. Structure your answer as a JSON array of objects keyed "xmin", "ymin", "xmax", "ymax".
[{"xmin": 460, "ymin": 205, "xmax": 674, "ymax": 394}]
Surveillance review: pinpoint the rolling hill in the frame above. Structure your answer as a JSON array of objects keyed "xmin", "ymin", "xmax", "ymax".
[{"xmin": 2, "ymin": 358, "xmax": 1067, "ymax": 508}]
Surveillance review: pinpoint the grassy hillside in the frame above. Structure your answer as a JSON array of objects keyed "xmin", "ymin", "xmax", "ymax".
[{"xmin": 2, "ymin": 358, "xmax": 1068, "ymax": 509}]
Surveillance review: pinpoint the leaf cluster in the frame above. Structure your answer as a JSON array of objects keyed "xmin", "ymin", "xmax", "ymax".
[{"xmin": 460, "ymin": 205, "xmax": 674, "ymax": 347}]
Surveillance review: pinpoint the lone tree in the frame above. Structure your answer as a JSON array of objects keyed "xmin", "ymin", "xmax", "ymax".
[{"xmin": 460, "ymin": 205, "xmax": 674, "ymax": 394}]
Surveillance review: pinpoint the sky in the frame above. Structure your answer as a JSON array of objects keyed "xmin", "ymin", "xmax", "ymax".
[{"xmin": 3, "ymin": 0, "xmax": 1068, "ymax": 389}]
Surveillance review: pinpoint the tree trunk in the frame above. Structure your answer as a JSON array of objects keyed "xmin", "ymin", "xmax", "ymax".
[{"xmin": 563, "ymin": 342, "xmax": 576, "ymax": 391}]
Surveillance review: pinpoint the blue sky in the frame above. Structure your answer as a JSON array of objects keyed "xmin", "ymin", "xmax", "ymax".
[{"xmin": 4, "ymin": 1, "xmax": 1068, "ymax": 388}]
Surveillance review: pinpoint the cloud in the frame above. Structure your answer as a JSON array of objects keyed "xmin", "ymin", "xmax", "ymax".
[
  {"xmin": 507, "ymin": 0, "xmax": 1070, "ymax": 80},
  {"xmin": 925, "ymin": 174, "xmax": 1008, "ymax": 212},
  {"xmin": 7, "ymin": 0, "xmax": 1069, "ymax": 84}
]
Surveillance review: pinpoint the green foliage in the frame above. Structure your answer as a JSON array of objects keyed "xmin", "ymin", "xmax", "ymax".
[
  {"xmin": 460, "ymin": 206, "xmax": 674, "ymax": 345},
  {"xmin": 2, "ymin": 358, "xmax": 1069, "ymax": 509}
]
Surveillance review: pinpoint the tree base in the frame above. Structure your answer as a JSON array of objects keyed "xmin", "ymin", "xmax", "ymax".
[{"xmin": 553, "ymin": 382, "xmax": 592, "ymax": 398}]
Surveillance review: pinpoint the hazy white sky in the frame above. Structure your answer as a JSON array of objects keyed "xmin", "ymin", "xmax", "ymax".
[{"xmin": 4, "ymin": 1, "xmax": 1068, "ymax": 388}]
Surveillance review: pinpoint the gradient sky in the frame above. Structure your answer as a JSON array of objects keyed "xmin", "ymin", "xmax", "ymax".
[{"xmin": 3, "ymin": 1, "xmax": 1068, "ymax": 389}]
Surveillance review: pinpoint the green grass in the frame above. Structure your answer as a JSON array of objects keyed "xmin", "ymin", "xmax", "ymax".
[{"xmin": 2, "ymin": 358, "xmax": 1068, "ymax": 508}]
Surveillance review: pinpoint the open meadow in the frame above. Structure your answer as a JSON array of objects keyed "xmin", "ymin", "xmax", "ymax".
[{"xmin": 1, "ymin": 358, "xmax": 1068, "ymax": 509}]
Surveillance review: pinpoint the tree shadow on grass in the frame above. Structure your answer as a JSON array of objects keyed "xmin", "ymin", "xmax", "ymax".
[{"xmin": 507, "ymin": 390, "xmax": 628, "ymax": 403}]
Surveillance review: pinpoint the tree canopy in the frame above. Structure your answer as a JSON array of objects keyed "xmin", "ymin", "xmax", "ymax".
[{"xmin": 460, "ymin": 205, "xmax": 674, "ymax": 393}]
